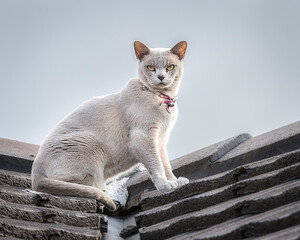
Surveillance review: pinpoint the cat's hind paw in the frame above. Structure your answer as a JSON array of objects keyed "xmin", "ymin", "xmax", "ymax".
[{"xmin": 177, "ymin": 177, "xmax": 189, "ymax": 187}]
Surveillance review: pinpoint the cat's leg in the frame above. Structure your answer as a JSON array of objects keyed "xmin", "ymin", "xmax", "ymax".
[
  {"xmin": 93, "ymin": 167, "xmax": 106, "ymax": 192},
  {"xmin": 37, "ymin": 133, "xmax": 115, "ymax": 209},
  {"xmin": 129, "ymin": 129, "xmax": 178, "ymax": 192},
  {"xmin": 48, "ymin": 154, "xmax": 107, "ymax": 192},
  {"xmin": 159, "ymin": 146, "xmax": 177, "ymax": 181},
  {"xmin": 160, "ymin": 146, "xmax": 190, "ymax": 187}
]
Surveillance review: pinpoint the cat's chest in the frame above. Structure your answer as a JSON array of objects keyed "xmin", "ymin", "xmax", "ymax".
[
  {"xmin": 121, "ymin": 82, "xmax": 178, "ymax": 128},
  {"xmin": 157, "ymin": 103, "xmax": 177, "ymax": 122},
  {"xmin": 141, "ymin": 96, "xmax": 177, "ymax": 124}
]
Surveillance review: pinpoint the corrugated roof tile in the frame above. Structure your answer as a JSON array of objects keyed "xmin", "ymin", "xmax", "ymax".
[{"xmin": 1, "ymin": 121, "xmax": 300, "ymax": 239}]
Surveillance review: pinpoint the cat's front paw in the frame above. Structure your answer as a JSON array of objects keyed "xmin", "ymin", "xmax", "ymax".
[
  {"xmin": 176, "ymin": 177, "xmax": 189, "ymax": 187},
  {"xmin": 156, "ymin": 180, "xmax": 178, "ymax": 193}
]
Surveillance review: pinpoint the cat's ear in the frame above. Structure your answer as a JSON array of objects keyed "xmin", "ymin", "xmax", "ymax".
[
  {"xmin": 134, "ymin": 41, "xmax": 150, "ymax": 60},
  {"xmin": 170, "ymin": 41, "xmax": 187, "ymax": 60}
]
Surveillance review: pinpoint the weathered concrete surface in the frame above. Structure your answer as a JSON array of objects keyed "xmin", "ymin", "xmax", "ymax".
[
  {"xmin": 139, "ymin": 180, "xmax": 300, "ymax": 240},
  {"xmin": 0, "ymin": 169, "xmax": 31, "ymax": 188},
  {"xmin": 0, "ymin": 237, "xmax": 22, "ymax": 240},
  {"xmin": 254, "ymin": 224, "xmax": 300, "ymax": 240},
  {"xmin": 127, "ymin": 121, "xmax": 300, "ymax": 211},
  {"xmin": 0, "ymin": 168, "xmax": 108, "ymax": 239},
  {"xmin": 0, "ymin": 185, "xmax": 35, "ymax": 205},
  {"xmin": 209, "ymin": 134, "xmax": 252, "ymax": 162},
  {"xmin": 0, "ymin": 199, "xmax": 101, "ymax": 228},
  {"xmin": 0, "ymin": 138, "xmax": 39, "ymax": 173},
  {"xmin": 171, "ymin": 133, "xmax": 252, "ymax": 176},
  {"xmin": 125, "ymin": 134, "xmax": 251, "ymax": 210},
  {"xmin": 1, "ymin": 122, "xmax": 299, "ymax": 239},
  {"xmin": 218, "ymin": 121, "xmax": 300, "ymax": 164},
  {"xmin": 136, "ymin": 162, "xmax": 300, "ymax": 228},
  {"xmin": 139, "ymin": 150, "xmax": 300, "ymax": 210},
  {"xmin": 169, "ymin": 201, "xmax": 300, "ymax": 240},
  {"xmin": 127, "ymin": 133, "xmax": 251, "ymax": 186},
  {"xmin": 0, "ymin": 217, "xmax": 101, "ymax": 240},
  {"xmin": 0, "ymin": 184, "xmax": 99, "ymax": 213}
]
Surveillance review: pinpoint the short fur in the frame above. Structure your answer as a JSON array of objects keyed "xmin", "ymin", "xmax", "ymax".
[{"xmin": 31, "ymin": 41, "xmax": 189, "ymax": 211}]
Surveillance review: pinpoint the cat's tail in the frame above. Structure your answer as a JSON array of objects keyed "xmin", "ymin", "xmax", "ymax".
[{"xmin": 32, "ymin": 173, "xmax": 116, "ymax": 211}]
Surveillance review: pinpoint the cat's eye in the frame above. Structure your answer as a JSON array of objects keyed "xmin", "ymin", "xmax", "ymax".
[
  {"xmin": 146, "ymin": 65, "xmax": 155, "ymax": 71},
  {"xmin": 166, "ymin": 64, "xmax": 175, "ymax": 71}
]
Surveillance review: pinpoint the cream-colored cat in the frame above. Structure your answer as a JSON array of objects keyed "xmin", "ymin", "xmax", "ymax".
[{"xmin": 31, "ymin": 41, "xmax": 189, "ymax": 211}]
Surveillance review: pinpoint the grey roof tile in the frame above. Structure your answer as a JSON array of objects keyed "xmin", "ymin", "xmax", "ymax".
[
  {"xmin": 125, "ymin": 133, "xmax": 252, "ymax": 208},
  {"xmin": 0, "ymin": 217, "xmax": 101, "ymax": 240},
  {"xmin": 167, "ymin": 201, "xmax": 300, "ymax": 240},
  {"xmin": 0, "ymin": 199, "xmax": 102, "ymax": 228},
  {"xmin": 138, "ymin": 181, "xmax": 300, "ymax": 240},
  {"xmin": 136, "ymin": 162, "xmax": 300, "ymax": 228},
  {"xmin": 0, "ymin": 184, "xmax": 99, "ymax": 213},
  {"xmin": 253, "ymin": 224, "xmax": 300, "ymax": 240},
  {"xmin": 133, "ymin": 121, "xmax": 300, "ymax": 239},
  {"xmin": 0, "ymin": 158, "xmax": 106, "ymax": 239},
  {"xmin": 139, "ymin": 150, "xmax": 300, "ymax": 210},
  {"xmin": 0, "ymin": 169, "xmax": 31, "ymax": 188},
  {"xmin": 1, "ymin": 121, "xmax": 300, "ymax": 239}
]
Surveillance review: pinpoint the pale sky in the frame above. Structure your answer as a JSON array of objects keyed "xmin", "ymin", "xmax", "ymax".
[{"xmin": 1, "ymin": 0, "xmax": 300, "ymax": 160}]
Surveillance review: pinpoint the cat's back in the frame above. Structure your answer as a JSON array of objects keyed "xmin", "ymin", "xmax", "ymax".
[
  {"xmin": 35, "ymin": 91, "xmax": 130, "ymax": 167},
  {"xmin": 58, "ymin": 93, "xmax": 118, "ymax": 126},
  {"xmin": 42, "ymin": 92, "xmax": 126, "ymax": 146}
]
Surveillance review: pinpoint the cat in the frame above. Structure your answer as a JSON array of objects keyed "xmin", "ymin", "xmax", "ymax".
[{"xmin": 31, "ymin": 41, "xmax": 189, "ymax": 211}]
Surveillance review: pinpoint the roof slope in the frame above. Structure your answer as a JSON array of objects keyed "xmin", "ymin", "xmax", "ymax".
[
  {"xmin": 130, "ymin": 121, "xmax": 300, "ymax": 239},
  {"xmin": 0, "ymin": 169, "xmax": 107, "ymax": 239},
  {"xmin": 1, "ymin": 121, "xmax": 300, "ymax": 239}
]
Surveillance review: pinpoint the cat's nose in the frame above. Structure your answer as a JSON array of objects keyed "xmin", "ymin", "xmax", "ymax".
[{"xmin": 157, "ymin": 75, "xmax": 165, "ymax": 81}]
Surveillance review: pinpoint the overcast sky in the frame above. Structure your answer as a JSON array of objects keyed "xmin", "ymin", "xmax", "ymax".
[{"xmin": 1, "ymin": 0, "xmax": 300, "ymax": 160}]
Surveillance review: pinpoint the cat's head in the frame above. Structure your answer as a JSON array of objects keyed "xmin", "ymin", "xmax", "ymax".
[{"xmin": 134, "ymin": 41, "xmax": 187, "ymax": 93}]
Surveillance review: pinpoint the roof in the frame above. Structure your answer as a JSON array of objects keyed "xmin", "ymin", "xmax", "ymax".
[
  {"xmin": 0, "ymin": 169, "xmax": 107, "ymax": 239},
  {"xmin": 1, "ymin": 121, "xmax": 300, "ymax": 239}
]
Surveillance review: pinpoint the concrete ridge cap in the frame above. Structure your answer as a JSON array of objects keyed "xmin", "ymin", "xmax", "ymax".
[
  {"xmin": 209, "ymin": 133, "xmax": 252, "ymax": 163},
  {"xmin": 0, "ymin": 137, "xmax": 39, "ymax": 161},
  {"xmin": 171, "ymin": 133, "xmax": 252, "ymax": 167},
  {"xmin": 218, "ymin": 120, "xmax": 300, "ymax": 162}
]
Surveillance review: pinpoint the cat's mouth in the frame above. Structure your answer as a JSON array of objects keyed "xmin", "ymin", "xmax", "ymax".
[
  {"xmin": 155, "ymin": 80, "xmax": 169, "ymax": 86},
  {"xmin": 155, "ymin": 83, "xmax": 169, "ymax": 89},
  {"xmin": 149, "ymin": 79, "xmax": 172, "ymax": 89},
  {"xmin": 153, "ymin": 82, "xmax": 172, "ymax": 91}
]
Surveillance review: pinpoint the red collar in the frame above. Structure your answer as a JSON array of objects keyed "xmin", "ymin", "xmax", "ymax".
[
  {"xmin": 158, "ymin": 93, "xmax": 177, "ymax": 113},
  {"xmin": 142, "ymin": 85, "xmax": 177, "ymax": 113}
]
